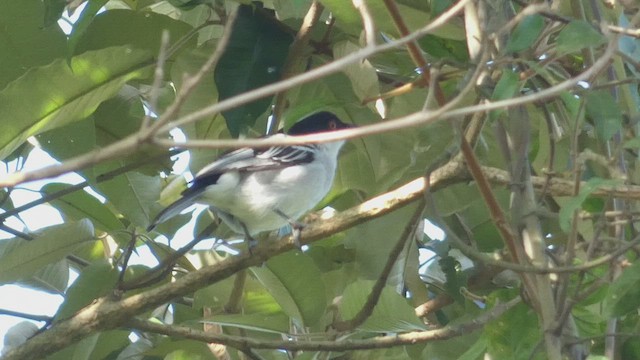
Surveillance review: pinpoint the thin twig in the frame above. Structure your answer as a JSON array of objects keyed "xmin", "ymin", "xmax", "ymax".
[
  {"xmin": 119, "ymin": 221, "xmax": 218, "ymax": 291},
  {"xmin": 382, "ymin": 0, "xmax": 445, "ymax": 105},
  {"xmin": 353, "ymin": 0, "xmax": 376, "ymax": 47},
  {"xmin": 224, "ymin": 269, "xmax": 246, "ymax": 314},
  {"xmin": 0, "ymin": 149, "xmax": 183, "ymax": 222},
  {"xmin": 0, "ymin": 309, "xmax": 52, "ymax": 322},
  {"xmin": 127, "ymin": 296, "xmax": 520, "ymax": 351},
  {"xmin": 141, "ymin": 31, "xmax": 171, "ymax": 129}
]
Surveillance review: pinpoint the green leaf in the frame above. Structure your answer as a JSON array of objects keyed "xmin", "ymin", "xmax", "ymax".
[
  {"xmin": 74, "ymin": 9, "xmax": 196, "ymax": 56},
  {"xmin": 214, "ymin": 3, "xmax": 293, "ymax": 136},
  {"xmin": 340, "ymin": 280, "xmax": 427, "ymax": 332},
  {"xmin": 0, "ymin": 46, "xmax": 153, "ymax": 161},
  {"xmin": 171, "ymin": 42, "xmax": 228, "ymax": 173},
  {"xmin": 54, "ymin": 260, "xmax": 119, "ymax": 321},
  {"xmin": 345, "ymin": 205, "xmax": 419, "ymax": 286},
  {"xmin": 82, "ymin": 331, "xmax": 130, "ymax": 360},
  {"xmin": 18, "ymin": 259, "xmax": 70, "ymax": 294},
  {"xmin": 604, "ymin": 260, "xmax": 640, "ymax": 318},
  {"xmin": 557, "ymin": 20, "xmax": 606, "ymax": 54},
  {"xmin": 250, "ymin": 252, "xmax": 327, "ymax": 327},
  {"xmin": 42, "ymin": 183, "xmax": 124, "ymax": 232},
  {"xmin": 333, "ymin": 41, "xmax": 380, "ymax": 101},
  {"xmin": 149, "ymin": 339, "xmax": 212, "ymax": 359},
  {"xmin": 36, "ymin": 117, "xmax": 97, "ymax": 164},
  {"xmin": 490, "ymin": 69, "xmax": 520, "ymax": 121},
  {"xmin": 168, "ymin": 0, "xmax": 213, "ymax": 10},
  {"xmin": 0, "ymin": 220, "xmax": 95, "ymax": 284},
  {"xmin": 203, "ymin": 313, "xmax": 290, "ymax": 334},
  {"xmin": 459, "ymin": 337, "xmax": 488, "ymax": 360},
  {"xmin": 417, "ymin": 35, "xmax": 469, "ymax": 62},
  {"xmin": 623, "ymin": 137, "xmax": 640, "ymax": 149},
  {"xmin": 558, "ymin": 178, "xmax": 621, "ymax": 232},
  {"xmin": 68, "ymin": 0, "xmax": 110, "ymax": 54},
  {"xmin": 492, "ymin": 69, "xmax": 521, "ymax": 101},
  {"xmin": 71, "ymin": 333, "xmax": 99, "ymax": 360},
  {"xmin": 43, "ymin": 0, "xmax": 67, "ymax": 27},
  {"xmin": 484, "ymin": 301, "xmax": 539, "ymax": 360},
  {"xmin": 95, "ymin": 167, "xmax": 161, "ymax": 229},
  {"xmin": 585, "ymin": 90, "xmax": 623, "ymax": 141},
  {"xmin": 0, "ymin": 0, "xmax": 67, "ymax": 89},
  {"xmin": 319, "ymin": 0, "xmax": 464, "ymax": 40},
  {"xmin": 505, "ymin": 15, "xmax": 544, "ymax": 53},
  {"xmin": 92, "ymin": 87, "xmax": 173, "ymax": 176}
]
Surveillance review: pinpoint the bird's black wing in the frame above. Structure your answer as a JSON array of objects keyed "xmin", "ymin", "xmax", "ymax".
[{"xmin": 188, "ymin": 144, "xmax": 316, "ymax": 192}]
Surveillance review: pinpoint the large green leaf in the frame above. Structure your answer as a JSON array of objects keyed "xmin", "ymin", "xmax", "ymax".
[
  {"xmin": 74, "ymin": 9, "xmax": 196, "ymax": 55},
  {"xmin": 18, "ymin": 259, "xmax": 70, "ymax": 294},
  {"xmin": 556, "ymin": 20, "xmax": 606, "ymax": 54},
  {"xmin": 92, "ymin": 86, "xmax": 173, "ymax": 175},
  {"xmin": 483, "ymin": 300, "xmax": 540, "ymax": 360},
  {"xmin": 0, "ymin": 0, "xmax": 67, "ymax": 89},
  {"xmin": 250, "ymin": 251, "xmax": 327, "ymax": 327},
  {"xmin": 340, "ymin": 280, "xmax": 426, "ymax": 332},
  {"xmin": 345, "ymin": 204, "xmax": 419, "ymax": 286},
  {"xmin": 43, "ymin": 0, "xmax": 67, "ymax": 27},
  {"xmin": 202, "ymin": 313, "xmax": 290, "ymax": 334},
  {"xmin": 214, "ymin": 3, "xmax": 293, "ymax": 136},
  {"xmin": 0, "ymin": 220, "xmax": 95, "ymax": 284},
  {"xmin": 0, "ymin": 46, "xmax": 153, "ymax": 161},
  {"xmin": 333, "ymin": 41, "xmax": 380, "ymax": 101},
  {"xmin": 171, "ymin": 41, "xmax": 229, "ymax": 173},
  {"xmin": 36, "ymin": 117, "xmax": 97, "ymax": 165},
  {"xmin": 95, "ymin": 166, "xmax": 161, "ymax": 229},
  {"xmin": 67, "ymin": 0, "xmax": 110, "ymax": 54},
  {"xmin": 42, "ymin": 183, "xmax": 124, "ymax": 232},
  {"xmin": 319, "ymin": 0, "xmax": 464, "ymax": 40},
  {"xmin": 54, "ymin": 260, "xmax": 119, "ymax": 321},
  {"xmin": 146, "ymin": 339, "xmax": 213, "ymax": 359},
  {"xmin": 505, "ymin": 15, "xmax": 544, "ymax": 53}
]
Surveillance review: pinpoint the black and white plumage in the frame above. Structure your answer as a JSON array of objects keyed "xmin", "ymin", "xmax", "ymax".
[{"xmin": 148, "ymin": 111, "xmax": 351, "ymax": 237}]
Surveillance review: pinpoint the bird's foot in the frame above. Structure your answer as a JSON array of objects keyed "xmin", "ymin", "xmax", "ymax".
[
  {"xmin": 273, "ymin": 209, "xmax": 306, "ymax": 249},
  {"xmin": 246, "ymin": 236, "xmax": 258, "ymax": 255},
  {"xmin": 290, "ymin": 222, "xmax": 306, "ymax": 249}
]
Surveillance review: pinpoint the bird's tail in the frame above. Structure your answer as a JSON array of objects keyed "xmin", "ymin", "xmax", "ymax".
[{"xmin": 147, "ymin": 190, "xmax": 200, "ymax": 232}]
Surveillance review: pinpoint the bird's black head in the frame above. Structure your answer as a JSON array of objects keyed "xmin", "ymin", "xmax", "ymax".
[{"xmin": 287, "ymin": 111, "xmax": 352, "ymax": 136}]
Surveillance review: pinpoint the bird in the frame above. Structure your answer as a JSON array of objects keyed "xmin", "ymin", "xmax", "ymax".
[{"xmin": 148, "ymin": 111, "xmax": 352, "ymax": 247}]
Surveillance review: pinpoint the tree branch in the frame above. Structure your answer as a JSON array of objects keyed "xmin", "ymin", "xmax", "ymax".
[{"xmin": 127, "ymin": 296, "xmax": 520, "ymax": 352}]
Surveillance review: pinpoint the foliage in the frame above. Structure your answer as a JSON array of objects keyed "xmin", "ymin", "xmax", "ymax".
[{"xmin": 1, "ymin": 0, "xmax": 640, "ymax": 359}]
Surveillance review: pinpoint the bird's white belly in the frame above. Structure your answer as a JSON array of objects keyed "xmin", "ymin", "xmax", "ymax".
[{"xmin": 198, "ymin": 162, "xmax": 334, "ymax": 234}]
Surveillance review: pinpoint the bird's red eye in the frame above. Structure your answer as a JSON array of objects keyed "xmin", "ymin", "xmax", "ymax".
[{"xmin": 329, "ymin": 120, "xmax": 337, "ymax": 130}]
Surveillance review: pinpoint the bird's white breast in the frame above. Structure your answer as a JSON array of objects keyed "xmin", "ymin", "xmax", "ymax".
[{"xmin": 197, "ymin": 143, "xmax": 341, "ymax": 234}]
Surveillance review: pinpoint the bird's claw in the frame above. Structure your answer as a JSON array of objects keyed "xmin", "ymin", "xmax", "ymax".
[{"xmin": 290, "ymin": 222, "xmax": 305, "ymax": 249}]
